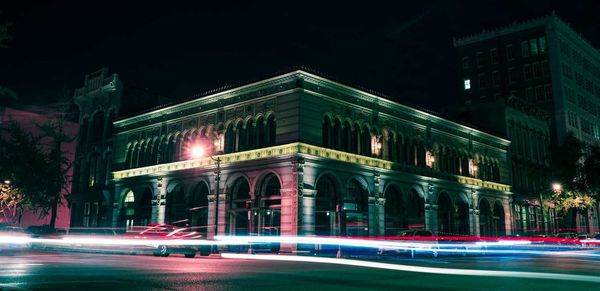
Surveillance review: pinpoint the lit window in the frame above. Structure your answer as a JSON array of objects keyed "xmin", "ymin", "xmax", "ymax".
[
  {"xmin": 464, "ymin": 79, "xmax": 471, "ymax": 90},
  {"xmin": 371, "ymin": 136, "xmax": 382, "ymax": 156},
  {"xmin": 530, "ymin": 39, "xmax": 538, "ymax": 56},
  {"xmin": 426, "ymin": 150, "xmax": 435, "ymax": 168},
  {"xmin": 124, "ymin": 191, "xmax": 135, "ymax": 203},
  {"xmin": 468, "ymin": 159, "xmax": 478, "ymax": 177},
  {"xmin": 539, "ymin": 36, "xmax": 546, "ymax": 54}
]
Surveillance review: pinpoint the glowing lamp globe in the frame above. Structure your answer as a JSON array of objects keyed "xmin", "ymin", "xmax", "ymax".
[{"xmin": 190, "ymin": 146, "xmax": 204, "ymax": 159}]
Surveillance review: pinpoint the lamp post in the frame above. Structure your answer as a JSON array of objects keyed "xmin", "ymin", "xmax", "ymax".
[{"xmin": 189, "ymin": 137, "xmax": 223, "ymax": 255}]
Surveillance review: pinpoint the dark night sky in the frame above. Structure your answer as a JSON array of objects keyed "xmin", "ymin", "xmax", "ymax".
[{"xmin": 1, "ymin": 0, "xmax": 599, "ymax": 113}]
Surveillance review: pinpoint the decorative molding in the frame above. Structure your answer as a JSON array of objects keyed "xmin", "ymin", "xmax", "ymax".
[{"xmin": 113, "ymin": 142, "xmax": 511, "ymax": 193}]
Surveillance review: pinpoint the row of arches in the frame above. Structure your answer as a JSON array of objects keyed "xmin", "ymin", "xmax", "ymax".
[
  {"xmin": 118, "ymin": 173, "xmax": 506, "ymax": 237},
  {"xmin": 125, "ymin": 114, "xmax": 276, "ymax": 169},
  {"xmin": 322, "ymin": 115, "xmax": 502, "ymax": 182}
]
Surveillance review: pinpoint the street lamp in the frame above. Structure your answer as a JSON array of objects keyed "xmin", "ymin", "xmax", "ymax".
[
  {"xmin": 189, "ymin": 140, "xmax": 222, "ymax": 254},
  {"xmin": 552, "ymin": 183, "xmax": 563, "ymax": 193}
]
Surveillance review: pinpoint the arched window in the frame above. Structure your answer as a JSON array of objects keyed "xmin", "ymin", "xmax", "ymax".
[
  {"xmin": 455, "ymin": 197, "xmax": 470, "ymax": 235},
  {"xmin": 256, "ymin": 174, "xmax": 281, "ymax": 237},
  {"xmin": 166, "ymin": 184, "xmax": 186, "ymax": 225},
  {"xmin": 256, "ymin": 116, "xmax": 265, "ymax": 148},
  {"xmin": 125, "ymin": 144, "xmax": 133, "ymax": 168},
  {"xmin": 351, "ymin": 123, "xmax": 359, "ymax": 154},
  {"xmin": 361, "ymin": 125, "xmax": 371, "ymax": 156},
  {"xmin": 228, "ymin": 177, "xmax": 251, "ymax": 235},
  {"xmin": 266, "ymin": 115, "xmax": 276, "ymax": 146},
  {"xmin": 493, "ymin": 201, "xmax": 505, "ymax": 236},
  {"xmin": 322, "ymin": 116, "xmax": 331, "ymax": 148},
  {"xmin": 246, "ymin": 119, "xmax": 255, "ymax": 150},
  {"xmin": 342, "ymin": 121, "xmax": 352, "ymax": 152},
  {"xmin": 315, "ymin": 175, "xmax": 338, "ymax": 236},
  {"xmin": 90, "ymin": 111, "xmax": 105, "ymax": 143},
  {"xmin": 344, "ymin": 179, "xmax": 368, "ymax": 236},
  {"xmin": 122, "ymin": 190, "xmax": 135, "ymax": 229},
  {"xmin": 236, "ymin": 121, "xmax": 245, "ymax": 152},
  {"xmin": 406, "ymin": 189, "xmax": 425, "ymax": 229},
  {"xmin": 136, "ymin": 188, "xmax": 153, "ymax": 226},
  {"xmin": 88, "ymin": 153, "xmax": 100, "ymax": 188},
  {"xmin": 225, "ymin": 123, "xmax": 235, "ymax": 153},
  {"xmin": 189, "ymin": 182, "xmax": 209, "ymax": 236},
  {"xmin": 384, "ymin": 185, "xmax": 405, "ymax": 235},
  {"xmin": 332, "ymin": 119, "xmax": 342, "ymax": 150},
  {"xmin": 479, "ymin": 199, "xmax": 492, "ymax": 237},
  {"xmin": 437, "ymin": 192, "xmax": 453, "ymax": 234}
]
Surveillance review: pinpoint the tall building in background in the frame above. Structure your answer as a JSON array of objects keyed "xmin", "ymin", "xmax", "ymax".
[
  {"xmin": 454, "ymin": 14, "xmax": 600, "ymax": 233},
  {"xmin": 454, "ymin": 13, "xmax": 600, "ymax": 146}
]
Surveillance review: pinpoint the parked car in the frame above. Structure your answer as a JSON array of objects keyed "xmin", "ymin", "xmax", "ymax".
[{"xmin": 135, "ymin": 224, "xmax": 206, "ymax": 258}]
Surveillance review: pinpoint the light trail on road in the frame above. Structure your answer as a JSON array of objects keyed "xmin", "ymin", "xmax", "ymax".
[{"xmin": 222, "ymin": 253, "xmax": 600, "ymax": 283}]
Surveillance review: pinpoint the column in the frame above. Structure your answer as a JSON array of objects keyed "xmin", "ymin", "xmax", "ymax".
[
  {"xmin": 368, "ymin": 196, "xmax": 377, "ymax": 236},
  {"xmin": 300, "ymin": 189, "xmax": 317, "ymax": 236},
  {"xmin": 471, "ymin": 191, "xmax": 480, "ymax": 236},
  {"xmin": 376, "ymin": 198, "xmax": 386, "ymax": 236},
  {"xmin": 425, "ymin": 204, "xmax": 438, "ymax": 232},
  {"xmin": 279, "ymin": 188, "xmax": 298, "ymax": 254},
  {"xmin": 156, "ymin": 179, "xmax": 167, "ymax": 224},
  {"xmin": 503, "ymin": 199, "xmax": 512, "ymax": 235},
  {"xmin": 207, "ymin": 194, "xmax": 217, "ymax": 240}
]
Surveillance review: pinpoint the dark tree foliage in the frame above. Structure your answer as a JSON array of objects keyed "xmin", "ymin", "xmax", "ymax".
[{"xmin": 0, "ymin": 119, "xmax": 73, "ymax": 227}]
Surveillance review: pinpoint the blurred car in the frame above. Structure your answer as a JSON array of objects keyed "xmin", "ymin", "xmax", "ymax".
[
  {"xmin": 135, "ymin": 224, "xmax": 207, "ymax": 258},
  {"xmin": 580, "ymin": 233, "xmax": 600, "ymax": 247},
  {"xmin": 377, "ymin": 229, "xmax": 440, "ymax": 257},
  {"xmin": 26, "ymin": 225, "xmax": 66, "ymax": 238},
  {"xmin": 0, "ymin": 224, "xmax": 31, "ymax": 251},
  {"xmin": 554, "ymin": 232, "xmax": 581, "ymax": 245},
  {"xmin": 26, "ymin": 225, "xmax": 66, "ymax": 249}
]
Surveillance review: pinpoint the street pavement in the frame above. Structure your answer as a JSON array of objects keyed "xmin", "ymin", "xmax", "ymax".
[{"xmin": 1, "ymin": 250, "xmax": 600, "ymax": 290}]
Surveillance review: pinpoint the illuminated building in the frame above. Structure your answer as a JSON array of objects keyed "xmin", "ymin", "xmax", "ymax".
[
  {"xmin": 454, "ymin": 13, "xmax": 600, "ymax": 233},
  {"xmin": 70, "ymin": 68, "xmax": 512, "ymax": 251}
]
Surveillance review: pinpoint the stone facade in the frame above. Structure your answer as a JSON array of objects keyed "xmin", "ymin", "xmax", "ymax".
[{"xmin": 71, "ymin": 69, "xmax": 513, "ymax": 249}]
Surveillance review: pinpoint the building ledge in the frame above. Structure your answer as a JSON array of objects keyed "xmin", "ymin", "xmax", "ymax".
[{"xmin": 112, "ymin": 142, "xmax": 511, "ymax": 192}]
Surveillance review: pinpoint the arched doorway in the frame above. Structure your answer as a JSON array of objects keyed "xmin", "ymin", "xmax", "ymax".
[
  {"xmin": 121, "ymin": 190, "xmax": 135, "ymax": 229},
  {"xmin": 455, "ymin": 197, "xmax": 470, "ymax": 235},
  {"xmin": 315, "ymin": 175, "xmax": 338, "ymax": 236},
  {"xmin": 343, "ymin": 179, "xmax": 368, "ymax": 236},
  {"xmin": 437, "ymin": 192, "xmax": 453, "ymax": 234},
  {"xmin": 479, "ymin": 199, "xmax": 492, "ymax": 237},
  {"xmin": 384, "ymin": 185, "xmax": 405, "ymax": 235},
  {"xmin": 255, "ymin": 174, "xmax": 281, "ymax": 236},
  {"xmin": 493, "ymin": 201, "xmax": 506, "ymax": 236},
  {"xmin": 406, "ymin": 189, "xmax": 425, "ymax": 229},
  {"xmin": 188, "ymin": 182, "xmax": 209, "ymax": 237},
  {"xmin": 166, "ymin": 184, "xmax": 186, "ymax": 225},
  {"xmin": 228, "ymin": 177, "xmax": 250, "ymax": 235},
  {"xmin": 135, "ymin": 188, "xmax": 152, "ymax": 227}
]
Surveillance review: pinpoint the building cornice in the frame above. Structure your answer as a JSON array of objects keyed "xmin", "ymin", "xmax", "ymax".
[{"xmin": 113, "ymin": 142, "xmax": 511, "ymax": 193}]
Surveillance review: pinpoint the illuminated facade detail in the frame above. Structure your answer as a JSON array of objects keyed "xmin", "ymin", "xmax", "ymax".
[
  {"xmin": 70, "ymin": 69, "xmax": 513, "ymax": 251},
  {"xmin": 464, "ymin": 79, "xmax": 471, "ymax": 90}
]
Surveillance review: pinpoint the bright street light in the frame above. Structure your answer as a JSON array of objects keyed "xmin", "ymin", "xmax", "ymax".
[
  {"xmin": 190, "ymin": 145, "xmax": 204, "ymax": 159},
  {"xmin": 552, "ymin": 183, "xmax": 562, "ymax": 193}
]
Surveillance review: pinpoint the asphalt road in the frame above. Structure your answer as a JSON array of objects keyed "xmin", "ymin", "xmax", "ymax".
[{"xmin": 1, "ymin": 250, "xmax": 600, "ymax": 290}]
